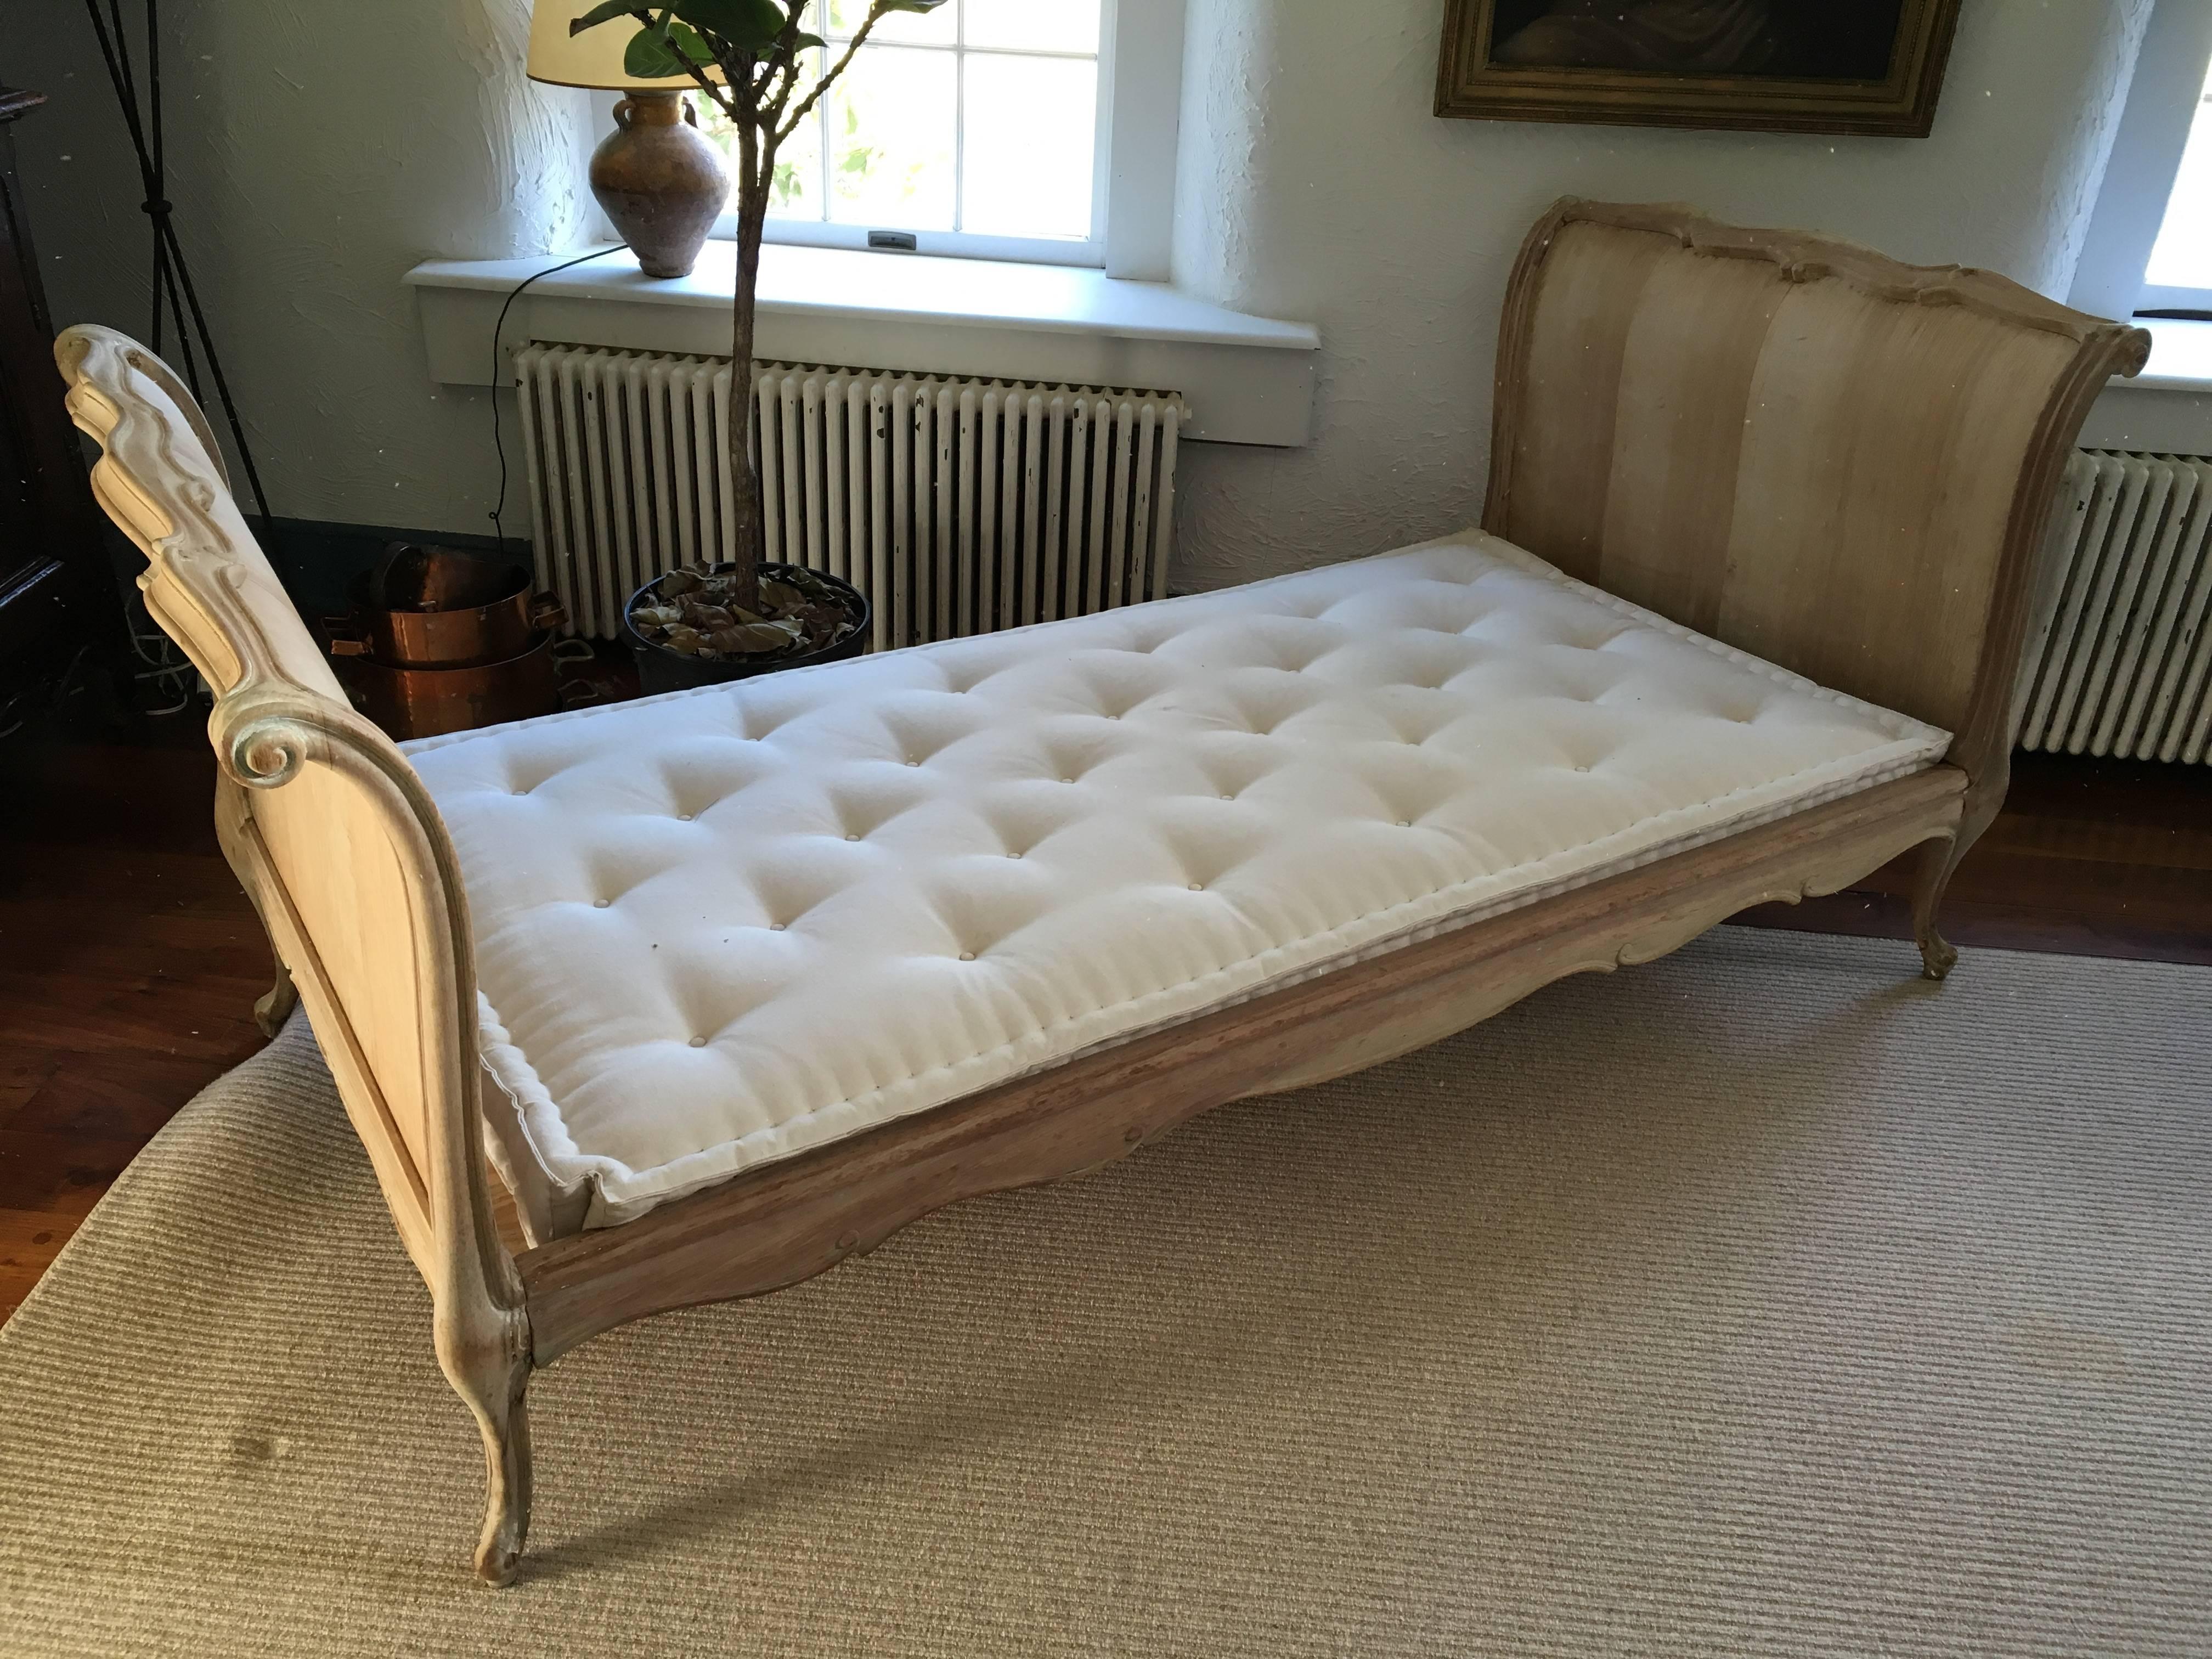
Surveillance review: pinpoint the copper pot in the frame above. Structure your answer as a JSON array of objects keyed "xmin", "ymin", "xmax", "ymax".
[
  {"xmin": 325, "ymin": 544, "xmax": 570, "ymax": 740},
  {"xmin": 327, "ymin": 545, "xmax": 566, "ymax": 669},
  {"xmin": 346, "ymin": 634, "xmax": 562, "ymax": 742}
]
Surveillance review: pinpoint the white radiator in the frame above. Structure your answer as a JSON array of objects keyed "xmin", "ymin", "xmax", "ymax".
[
  {"xmin": 2016, "ymin": 449, "xmax": 2212, "ymax": 764},
  {"xmin": 512, "ymin": 343, "xmax": 1188, "ymax": 653}
]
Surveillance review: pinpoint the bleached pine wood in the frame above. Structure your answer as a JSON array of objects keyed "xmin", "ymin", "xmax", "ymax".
[
  {"xmin": 57, "ymin": 325, "xmax": 534, "ymax": 1585},
  {"xmin": 1485, "ymin": 200, "xmax": 2149, "ymax": 964},
  {"xmin": 52, "ymin": 200, "xmax": 2145, "ymax": 1584},
  {"xmin": 520, "ymin": 764, "xmax": 1965, "ymax": 1366}
]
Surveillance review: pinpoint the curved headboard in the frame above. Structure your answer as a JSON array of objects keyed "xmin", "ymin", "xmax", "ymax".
[
  {"xmin": 53, "ymin": 325, "xmax": 523, "ymax": 1346},
  {"xmin": 58, "ymin": 331, "xmax": 341, "ymax": 708},
  {"xmin": 1485, "ymin": 199, "xmax": 2150, "ymax": 817}
]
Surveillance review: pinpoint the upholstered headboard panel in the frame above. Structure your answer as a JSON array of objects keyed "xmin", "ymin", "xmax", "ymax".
[{"xmin": 1484, "ymin": 199, "xmax": 2149, "ymax": 795}]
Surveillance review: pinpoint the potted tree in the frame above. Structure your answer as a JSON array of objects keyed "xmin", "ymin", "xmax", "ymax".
[{"xmin": 569, "ymin": 0, "xmax": 946, "ymax": 690}]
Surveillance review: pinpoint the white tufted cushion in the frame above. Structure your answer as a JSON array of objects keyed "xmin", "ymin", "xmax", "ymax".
[{"xmin": 403, "ymin": 533, "xmax": 1950, "ymax": 1228}]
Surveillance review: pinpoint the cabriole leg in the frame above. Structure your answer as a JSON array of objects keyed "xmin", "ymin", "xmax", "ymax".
[
  {"xmin": 438, "ymin": 1332, "xmax": 535, "ymax": 1585},
  {"xmin": 213, "ymin": 777, "xmax": 302, "ymax": 1037},
  {"xmin": 1909, "ymin": 833, "xmax": 1961, "ymax": 981},
  {"xmin": 253, "ymin": 958, "xmax": 300, "ymax": 1037}
]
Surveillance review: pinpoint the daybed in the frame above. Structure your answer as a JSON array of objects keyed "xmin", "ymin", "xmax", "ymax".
[{"xmin": 55, "ymin": 200, "xmax": 2148, "ymax": 1584}]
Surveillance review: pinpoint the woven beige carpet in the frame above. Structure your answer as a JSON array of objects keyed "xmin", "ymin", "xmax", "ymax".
[{"xmin": 2, "ymin": 928, "xmax": 2208, "ymax": 1657}]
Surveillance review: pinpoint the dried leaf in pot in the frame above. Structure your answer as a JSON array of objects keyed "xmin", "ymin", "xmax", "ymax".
[
  {"xmin": 657, "ymin": 569, "xmax": 703, "ymax": 599},
  {"xmin": 758, "ymin": 578, "xmax": 807, "ymax": 613},
  {"xmin": 632, "ymin": 604, "xmax": 683, "ymax": 630},
  {"xmin": 682, "ymin": 602, "xmax": 736, "ymax": 630},
  {"xmin": 709, "ymin": 619, "xmax": 805, "ymax": 654},
  {"xmin": 662, "ymin": 624, "xmax": 706, "ymax": 656},
  {"xmin": 787, "ymin": 600, "xmax": 848, "ymax": 638}
]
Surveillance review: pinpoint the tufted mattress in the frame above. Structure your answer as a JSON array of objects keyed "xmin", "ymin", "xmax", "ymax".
[{"xmin": 403, "ymin": 534, "xmax": 1951, "ymax": 1228}]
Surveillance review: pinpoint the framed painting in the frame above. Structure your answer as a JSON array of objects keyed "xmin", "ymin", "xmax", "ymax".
[{"xmin": 1435, "ymin": 0, "xmax": 1964, "ymax": 137}]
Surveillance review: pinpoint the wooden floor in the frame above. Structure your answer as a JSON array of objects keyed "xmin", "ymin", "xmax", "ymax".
[
  {"xmin": 4, "ymin": 729, "xmax": 2208, "ymax": 1326},
  {"xmin": 3, "ymin": 729, "xmax": 271, "ymax": 1325},
  {"xmin": 1736, "ymin": 753, "xmax": 2212, "ymax": 964}
]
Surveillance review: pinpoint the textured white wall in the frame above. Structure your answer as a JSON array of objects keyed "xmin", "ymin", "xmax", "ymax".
[
  {"xmin": 6, "ymin": 0, "xmax": 596, "ymax": 531},
  {"xmin": 3, "ymin": 0, "xmax": 2153, "ymax": 566},
  {"xmin": 1168, "ymin": 0, "xmax": 2154, "ymax": 590}
]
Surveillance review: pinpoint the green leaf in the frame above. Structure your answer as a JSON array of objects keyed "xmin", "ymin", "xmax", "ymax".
[
  {"xmin": 877, "ymin": 0, "xmax": 951, "ymax": 11},
  {"xmin": 669, "ymin": 0, "xmax": 785, "ymax": 48},
  {"xmin": 623, "ymin": 28, "xmax": 681, "ymax": 75},
  {"xmin": 791, "ymin": 31, "xmax": 825, "ymax": 50},
  {"xmin": 667, "ymin": 16, "xmax": 719, "ymax": 59},
  {"xmin": 623, "ymin": 18, "xmax": 715, "ymax": 77},
  {"xmin": 570, "ymin": 0, "xmax": 650, "ymax": 35}
]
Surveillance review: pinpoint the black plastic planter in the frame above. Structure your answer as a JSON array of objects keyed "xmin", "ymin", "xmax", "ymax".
[{"xmin": 622, "ymin": 562, "xmax": 871, "ymax": 696}]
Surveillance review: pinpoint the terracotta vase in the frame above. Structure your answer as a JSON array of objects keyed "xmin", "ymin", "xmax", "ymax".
[{"xmin": 588, "ymin": 90, "xmax": 730, "ymax": 279}]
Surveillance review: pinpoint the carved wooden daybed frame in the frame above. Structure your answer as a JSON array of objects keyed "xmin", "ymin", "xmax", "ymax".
[{"xmin": 55, "ymin": 200, "xmax": 2148, "ymax": 1584}]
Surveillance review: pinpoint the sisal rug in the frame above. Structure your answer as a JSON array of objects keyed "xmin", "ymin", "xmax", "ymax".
[{"xmin": 1, "ymin": 927, "xmax": 2208, "ymax": 1657}]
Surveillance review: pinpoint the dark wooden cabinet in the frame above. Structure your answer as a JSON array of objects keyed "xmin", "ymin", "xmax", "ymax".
[{"xmin": 1, "ymin": 86, "xmax": 125, "ymax": 718}]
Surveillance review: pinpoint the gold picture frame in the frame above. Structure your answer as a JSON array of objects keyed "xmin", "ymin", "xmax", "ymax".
[{"xmin": 1436, "ymin": 0, "xmax": 1963, "ymax": 137}]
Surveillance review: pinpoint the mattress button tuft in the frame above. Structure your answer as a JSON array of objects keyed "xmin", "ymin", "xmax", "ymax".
[
  {"xmin": 678, "ymin": 812, "xmax": 693, "ymax": 821},
  {"xmin": 1188, "ymin": 882, "xmax": 1204, "ymax": 891},
  {"xmin": 844, "ymin": 832, "xmax": 860, "ymax": 842},
  {"xmin": 769, "ymin": 922, "xmax": 786, "ymax": 931},
  {"xmin": 592, "ymin": 898, "xmax": 611, "ymax": 908},
  {"xmin": 959, "ymin": 951, "xmax": 976, "ymax": 961},
  {"xmin": 689, "ymin": 1035, "xmax": 707, "ymax": 1047}
]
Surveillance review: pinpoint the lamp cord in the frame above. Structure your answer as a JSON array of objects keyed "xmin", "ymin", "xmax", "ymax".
[
  {"xmin": 487, "ymin": 244, "xmax": 627, "ymax": 563},
  {"xmin": 87, "ymin": 0, "xmax": 619, "ymax": 578}
]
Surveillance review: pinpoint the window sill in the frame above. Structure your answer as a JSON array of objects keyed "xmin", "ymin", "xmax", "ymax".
[
  {"xmin": 404, "ymin": 241, "xmax": 1321, "ymax": 447},
  {"xmin": 2083, "ymin": 317, "xmax": 2212, "ymax": 453},
  {"xmin": 2124, "ymin": 315, "xmax": 2212, "ymax": 391}
]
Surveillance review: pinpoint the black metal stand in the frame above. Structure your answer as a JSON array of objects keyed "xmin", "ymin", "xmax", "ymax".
[{"xmin": 81, "ymin": 0, "xmax": 275, "ymax": 537}]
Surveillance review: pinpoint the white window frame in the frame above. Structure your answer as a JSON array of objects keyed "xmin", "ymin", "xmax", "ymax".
[
  {"xmin": 2072, "ymin": 0, "xmax": 2212, "ymax": 319},
  {"xmin": 686, "ymin": 0, "xmax": 1183, "ymax": 275}
]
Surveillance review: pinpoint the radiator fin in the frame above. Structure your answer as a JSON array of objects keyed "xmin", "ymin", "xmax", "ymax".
[
  {"xmin": 514, "ymin": 345, "xmax": 1188, "ymax": 653},
  {"xmin": 2016, "ymin": 449, "xmax": 2212, "ymax": 765}
]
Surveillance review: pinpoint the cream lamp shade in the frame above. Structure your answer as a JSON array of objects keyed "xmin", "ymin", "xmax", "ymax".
[{"xmin": 526, "ymin": 1, "xmax": 728, "ymax": 90}]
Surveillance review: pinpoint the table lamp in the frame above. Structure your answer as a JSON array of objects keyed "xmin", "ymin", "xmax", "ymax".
[{"xmin": 527, "ymin": 1, "xmax": 731, "ymax": 278}]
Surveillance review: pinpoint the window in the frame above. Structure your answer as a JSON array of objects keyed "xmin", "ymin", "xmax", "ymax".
[
  {"xmin": 696, "ymin": 0, "xmax": 1118, "ymax": 268},
  {"xmin": 2071, "ymin": 0, "xmax": 2212, "ymax": 320},
  {"xmin": 2143, "ymin": 60, "xmax": 2212, "ymax": 311}
]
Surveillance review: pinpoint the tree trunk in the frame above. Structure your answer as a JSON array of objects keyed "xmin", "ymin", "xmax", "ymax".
[{"xmin": 726, "ymin": 112, "xmax": 770, "ymax": 615}]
